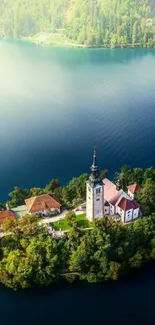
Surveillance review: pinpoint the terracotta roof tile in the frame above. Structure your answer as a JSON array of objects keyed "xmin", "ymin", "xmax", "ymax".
[
  {"xmin": 103, "ymin": 178, "xmax": 123, "ymax": 204},
  {"xmin": 118, "ymin": 198, "xmax": 140, "ymax": 211},
  {"xmin": 0, "ymin": 210, "xmax": 16, "ymax": 225},
  {"xmin": 127, "ymin": 183, "xmax": 141, "ymax": 194},
  {"xmin": 25, "ymin": 194, "xmax": 61, "ymax": 213}
]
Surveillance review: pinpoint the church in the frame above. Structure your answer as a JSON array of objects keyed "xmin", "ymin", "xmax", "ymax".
[{"xmin": 86, "ymin": 151, "xmax": 140, "ymax": 224}]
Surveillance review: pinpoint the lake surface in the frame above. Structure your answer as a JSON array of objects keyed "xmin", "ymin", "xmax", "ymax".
[
  {"xmin": 1, "ymin": 41, "xmax": 155, "ymax": 323},
  {"xmin": 1, "ymin": 264, "xmax": 155, "ymax": 325},
  {"xmin": 0, "ymin": 40, "xmax": 155, "ymax": 201}
]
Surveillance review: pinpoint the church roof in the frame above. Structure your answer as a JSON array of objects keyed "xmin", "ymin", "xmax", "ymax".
[
  {"xmin": 118, "ymin": 198, "xmax": 140, "ymax": 211},
  {"xmin": 103, "ymin": 178, "xmax": 123, "ymax": 205},
  {"xmin": 127, "ymin": 183, "xmax": 141, "ymax": 194},
  {"xmin": 25, "ymin": 194, "xmax": 61, "ymax": 213},
  {"xmin": 0, "ymin": 210, "xmax": 16, "ymax": 225}
]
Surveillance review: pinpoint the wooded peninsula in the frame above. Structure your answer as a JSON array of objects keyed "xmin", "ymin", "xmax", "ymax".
[
  {"xmin": 0, "ymin": 165, "xmax": 155, "ymax": 290},
  {"xmin": 0, "ymin": 0, "xmax": 155, "ymax": 48}
]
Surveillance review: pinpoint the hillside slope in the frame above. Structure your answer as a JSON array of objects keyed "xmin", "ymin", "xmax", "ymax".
[{"xmin": 0, "ymin": 0, "xmax": 155, "ymax": 47}]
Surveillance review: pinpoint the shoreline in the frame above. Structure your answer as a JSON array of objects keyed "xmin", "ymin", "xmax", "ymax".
[{"xmin": 0, "ymin": 34, "xmax": 153, "ymax": 49}]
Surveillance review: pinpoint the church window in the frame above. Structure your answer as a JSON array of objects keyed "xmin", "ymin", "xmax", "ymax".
[
  {"xmin": 96, "ymin": 198, "xmax": 100, "ymax": 201},
  {"xmin": 96, "ymin": 188, "xmax": 101, "ymax": 194},
  {"xmin": 88, "ymin": 187, "xmax": 91, "ymax": 192}
]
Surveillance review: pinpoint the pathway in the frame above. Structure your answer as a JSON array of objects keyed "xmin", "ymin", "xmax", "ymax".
[{"xmin": 41, "ymin": 209, "xmax": 85, "ymax": 225}]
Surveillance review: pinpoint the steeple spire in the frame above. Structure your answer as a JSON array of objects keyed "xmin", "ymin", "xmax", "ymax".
[
  {"xmin": 92, "ymin": 149, "xmax": 97, "ymax": 167},
  {"xmin": 89, "ymin": 149, "xmax": 102, "ymax": 186}
]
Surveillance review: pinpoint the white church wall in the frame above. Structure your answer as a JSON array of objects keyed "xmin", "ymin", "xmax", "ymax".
[
  {"xmin": 86, "ymin": 182, "xmax": 104, "ymax": 221},
  {"xmin": 133, "ymin": 208, "xmax": 139, "ymax": 220},
  {"xmin": 125, "ymin": 209, "xmax": 133, "ymax": 223},
  {"xmin": 109, "ymin": 204, "xmax": 114, "ymax": 215},
  {"xmin": 86, "ymin": 183, "xmax": 94, "ymax": 221},
  {"xmin": 116, "ymin": 206, "xmax": 125, "ymax": 222},
  {"xmin": 104, "ymin": 206, "xmax": 110, "ymax": 215},
  {"xmin": 94, "ymin": 186, "xmax": 104, "ymax": 219}
]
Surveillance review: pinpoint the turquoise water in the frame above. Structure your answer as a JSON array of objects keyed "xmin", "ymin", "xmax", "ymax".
[{"xmin": 0, "ymin": 40, "xmax": 155, "ymax": 201}]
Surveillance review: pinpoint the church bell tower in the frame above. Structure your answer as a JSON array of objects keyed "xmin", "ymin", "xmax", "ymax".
[{"xmin": 86, "ymin": 150, "xmax": 104, "ymax": 221}]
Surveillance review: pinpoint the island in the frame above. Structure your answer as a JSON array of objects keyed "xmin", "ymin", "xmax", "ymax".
[
  {"xmin": 0, "ymin": 150, "xmax": 155, "ymax": 290},
  {"xmin": 0, "ymin": 0, "xmax": 155, "ymax": 48}
]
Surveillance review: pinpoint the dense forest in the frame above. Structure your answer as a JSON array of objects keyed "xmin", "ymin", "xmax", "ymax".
[
  {"xmin": 1, "ymin": 213, "xmax": 155, "ymax": 290},
  {"xmin": 0, "ymin": 0, "xmax": 155, "ymax": 47}
]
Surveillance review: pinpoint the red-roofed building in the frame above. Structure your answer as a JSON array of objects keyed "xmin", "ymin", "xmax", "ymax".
[
  {"xmin": 103, "ymin": 178, "xmax": 140, "ymax": 223},
  {"xmin": 0, "ymin": 210, "xmax": 16, "ymax": 227},
  {"xmin": 86, "ymin": 151, "xmax": 141, "ymax": 224},
  {"xmin": 118, "ymin": 198, "xmax": 140, "ymax": 223},
  {"xmin": 25, "ymin": 194, "xmax": 61, "ymax": 216},
  {"xmin": 127, "ymin": 183, "xmax": 141, "ymax": 199}
]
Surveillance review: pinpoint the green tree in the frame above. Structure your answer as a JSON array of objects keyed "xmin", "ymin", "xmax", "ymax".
[
  {"xmin": 136, "ymin": 179, "xmax": 155, "ymax": 215},
  {"xmin": 132, "ymin": 168, "xmax": 144, "ymax": 185},
  {"xmin": 1, "ymin": 0, "xmax": 155, "ymax": 48},
  {"xmin": 45, "ymin": 179, "xmax": 61, "ymax": 194},
  {"xmin": 100, "ymin": 169, "xmax": 108, "ymax": 179},
  {"xmin": 65, "ymin": 211, "xmax": 77, "ymax": 227},
  {"xmin": 8, "ymin": 186, "xmax": 30, "ymax": 208},
  {"xmin": 2, "ymin": 218, "xmax": 17, "ymax": 233}
]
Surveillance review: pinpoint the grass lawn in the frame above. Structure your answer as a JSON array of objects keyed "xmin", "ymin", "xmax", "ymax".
[{"xmin": 53, "ymin": 214, "xmax": 92, "ymax": 231}]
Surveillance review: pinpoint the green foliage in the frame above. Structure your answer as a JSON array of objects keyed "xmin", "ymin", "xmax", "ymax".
[
  {"xmin": 136, "ymin": 179, "xmax": 155, "ymax": 215},
  {"xmin": 8, "ymin": 186, "xmax": 30, "ymax": 208},
  {"xmin": 65, "ymin": 211, "xmax": 77, "ymax": 227},
  {"xmin": 62, "ymin": 173, "xmax": 88, "ymax": 207},
  {"xmin": 1, "ymin": 0, "xmax": 155, "ymax": 47},
  {"xmin": 30, "ymin": 187, "xmax": 44, "ymax": 196},
  {"xmin": 45, "ymin": 179, "xmax": 61, "ymax": 194},
  {"xmin": 100, "ymin": 169, "xmax": 108, "ymax": 179},
  {"xmin": 2, "ymin": 218, "xmax": 17, "ymax": 233},
  {"xmin": 0, "ymin": 202, "xmax": 6, "ymax": 211},
  {"xmin": 1, "ymin": 214, "xmax": 155, "ymax": 290},
  {"xmin": 2, "ymin": 214, "xmax": 45, "ymax": 236}
]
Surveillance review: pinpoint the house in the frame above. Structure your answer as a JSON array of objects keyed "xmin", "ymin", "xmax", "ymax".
[
  {"xmin": 127, "ymin": 183, "xmax": 141, "ymax": 199},
  {"xmin": 0, "ymin": 210, "xmax": 16, "ymax": 228},
  {"xmin": 86, "ymin": 150, "xmax": 140, "ymax": 223},
  {"xmin": 25, "ymin": 194, "xmax": 61, "ymax": 217}
]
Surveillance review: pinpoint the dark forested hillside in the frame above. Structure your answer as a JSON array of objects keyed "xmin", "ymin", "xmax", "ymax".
[{"xmin": 0, "ymin": 0, "xmax": 155, "ymax": 47}]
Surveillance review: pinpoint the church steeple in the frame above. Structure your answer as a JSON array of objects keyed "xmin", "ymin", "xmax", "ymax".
[
  {"xmin": 86, "ymin": 150, "xmax": 104, "ymax": 221},
  {"xmin": 92, "ymin": 149, "xmax": 97, "ymax": 168},
  {"xmin": 89, "ymin": 150, "xmax": 102, "ymax": 186}
]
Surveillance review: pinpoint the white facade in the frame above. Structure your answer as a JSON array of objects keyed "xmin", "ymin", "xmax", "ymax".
[
  {"xmin": 86, "ymin": 182, "xmax": 104, "ymax": 222},
  {"xmin": 104, "ymin": 205, "xmax": 110, "ymax": 215},
  {"xmin": 86, "ymin": 152, "xmax": 140, "ymax": 224},
  {"xmin": 103, "ymin": 190, "xmax": 140, "ymax": 224},
  {"xmin": 109, "ymin": 204, "xmax": 115, "ymax": 215},
  {"xmin": 35, "ymin": 207, "xmax": 60, "ymax": 216},
  {"xmin": 133, "ymin": 208, "xmax": 139, "ymax": 220},
  {"xmin": 124, "ymin": 209, "xmax": 133, "ymax": 223},
  {"xmin": 116, "ymin": 206, "xmax": 125, "ymax": 223}
]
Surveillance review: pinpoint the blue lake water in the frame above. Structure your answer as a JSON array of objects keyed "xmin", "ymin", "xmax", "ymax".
[
  {"xmin": 0, "ymin": 40, "xmax": 155, "ymax": 201},
  {"xmin": 1, "ymin": 40, "xmax": 155, "ymax": 324},
  {"xmin": 1, "ymin": 264, "xmax": 155, "ymax": 325}
]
